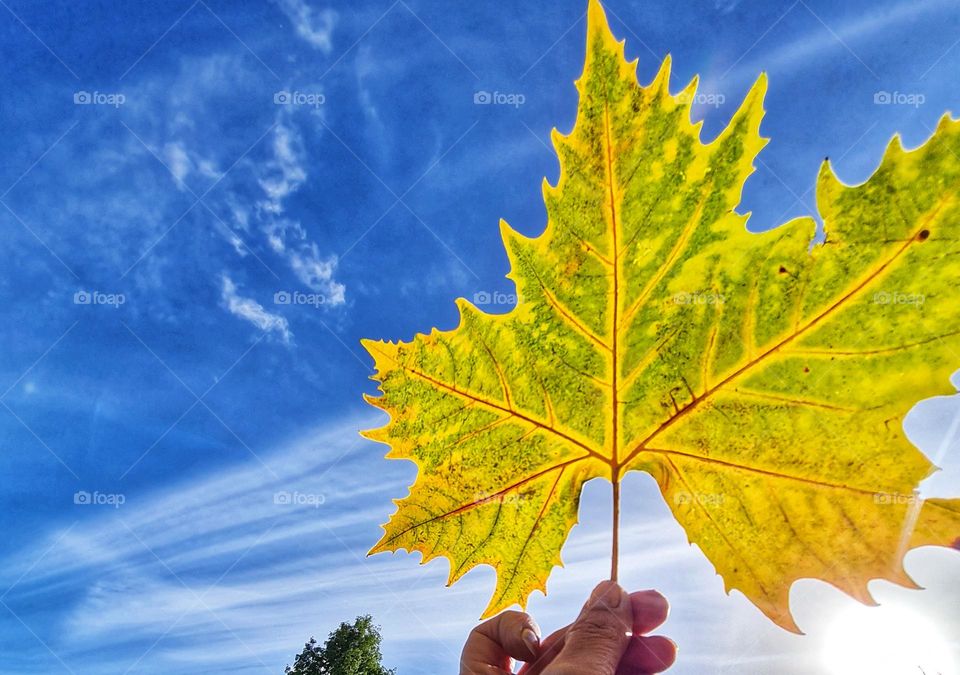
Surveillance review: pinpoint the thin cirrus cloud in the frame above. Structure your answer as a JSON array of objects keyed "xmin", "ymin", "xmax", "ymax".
[
  {"xmin": 0, "ymin": 417, "xmax": 414, "ymax": 673},
  {"xmin": 0, "ymin": 414, "xmax": 699, "ymax": 674},
  {"xmin": 255, "ymin": 122, "xmax": 347, "ymax": 307},
  {"xmin": 111, "ymin": 47, "xmax": 349, "ymax": 328},
  {"xmin": 272, "ymin": 0, "xmax": 338, "ymax": 53},
  {"xmin": 2, "ymin": 415, "xmax": 957, "ymax": 673},
  {"xmin": 220, "ymin": 274, "xmax": 293, "ymax": 342},
  {"xmin": 714, "ymin": 0, "xmax": 956, "ymax": 86},
  {"xmin": 5, "ymin": 44, "xmax": 351, "ymax": 329}
]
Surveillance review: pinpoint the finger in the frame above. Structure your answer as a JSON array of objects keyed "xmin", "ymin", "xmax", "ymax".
[
  {"xmin": 619, "ymin": 635, "xmax": 678, "ymax": 674},
  {"xmin": 629, "ymin": 590, "xmax": 670, "ymax": 635},
  {"xmin": 547, "ymin": 581, "xmax": 632, "ymax": 675},
  {"xmin": 460, "ymin": 610, "xmax": 541, "ymax": 675},
  {"xmin": 518, "ymin": 626, "xmax": 568, "ymax": 675},
  {"xmin": 522, "ymin": 589, "xmax": 672, "ymax": 675}
]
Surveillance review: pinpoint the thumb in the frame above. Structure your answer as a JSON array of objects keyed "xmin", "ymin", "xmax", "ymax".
[
  {"xmin": 460, "ymin": 610, "xmax": 541, "ymax": 674},
  {"xmin": 547, "ymin": 581, "xmax": 632, "ymax": 675}
]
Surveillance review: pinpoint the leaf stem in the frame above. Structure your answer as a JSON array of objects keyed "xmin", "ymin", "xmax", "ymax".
[{"xmin": 611, "ymin": 477, "xmax": 620, "ymax": 582}]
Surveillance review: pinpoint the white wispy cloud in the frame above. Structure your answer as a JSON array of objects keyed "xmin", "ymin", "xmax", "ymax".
[
  {"xmin": 258, "ymin": 123, "xmax": 308, "ymax": 205},
  {"xmin": 112, "ymin": 52, "xmax": 349, "ymax": 320},
  {"xmin": 272, "ymin": 0, "xmax": 337, "ymax": 53},
  {"xmin": 0, "ymin": 417, "xmax": 461, "ymax": 673},
  {"xmin": 9, "ymin": 47, "xmax": 350, "ymax": 341},
  {"xmin": 163, "ymin": 141, "xmax": 193, "ymax": 186},
  {"xmin": 718, "ymin": 0, "xmax": 955, "ymax": 84},
  {"xmin": 221, "ymin": 275, "xmax": 293, "ymax": 342},
  {"xmin": 289, "ymin": 244, "xmax": 346, "ymax": 305},
  {"xmin": 354, "ymin": 44, "xmax": 386, "ymax": 140},
  {"xmin": 714, "ymin": 0, "xmax": 744, "ymax": 14},
  {"xmin": 255, "ymin": 123, "xmax": 347, "ymax": 306}
]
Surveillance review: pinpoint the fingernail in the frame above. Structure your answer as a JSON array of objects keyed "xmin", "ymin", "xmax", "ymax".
[
  {"xmin": 592, "ymin": 580, "xmax": 623, "ymax": 608},
  {"xmin": 634, "ymin": 589, "xmax": 669, "ymax": 615},
  {"xmin": 521, "ymin": 627, "xmax": 540, "ymax": 651}
]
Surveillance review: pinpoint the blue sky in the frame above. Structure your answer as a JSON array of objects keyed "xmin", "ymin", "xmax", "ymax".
[{"xmin": 1, "ymin": 0, "xmax": 959, "ymax": 672}]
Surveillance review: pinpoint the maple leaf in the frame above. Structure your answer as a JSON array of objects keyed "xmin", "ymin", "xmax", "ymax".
[{"xmin": 361, "ymin": 0, "xmax": 960, "ymax": 631}]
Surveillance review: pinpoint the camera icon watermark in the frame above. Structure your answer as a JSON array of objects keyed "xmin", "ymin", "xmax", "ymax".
[
  {"xmin": 274, "ymin": 290, "xmax": 326, "ymax": 308},
  {"xmin": 472, "ymin": 291, "xmax": 520, "ymax": 306},
  {"xmin": 872, "ymin": 290, "xmax": 924, "ymax": 306},
  {"xmin": 472, "ymin": 490, "xmax": 529, "ymax": 506},
  {"xmin": 673, "ymin": 491, "xmax": 724, "ymax": 506},
  {"xmin": 73, "ymin": 91, "xmax": 126, "ymax": 108},
  {"xmin": 873, "ymin": 492, "xmax": 920, "ymax": 506},
  {"xmin": 474, "ymin": 91, "xmax": 526, "ymax": 108},
  {"xmin": 73, "ymin": 290, "xmax": 126, "ymax": 308},
  {"xmin": 672, "ymin": 291, "xmax": 724, "ymax": 306},
  {"xmin": 74, "ymin": 490, "xmax": 126, "ymax": 508},
  {"xmin": 273, "ymin": 490, "xmax": 325, "ymax": 508},
  {"xmin": 677, "ymin": 91, "xmax": 725, "ymax": 108},
  {"xmin": 274, "ymin": 91, "xmax": 325, "ymax": 108}
]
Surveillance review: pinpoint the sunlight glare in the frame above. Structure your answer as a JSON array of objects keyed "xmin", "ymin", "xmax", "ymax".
[{"xmin": 821, "ymin": 602, "xmax": 956, "ymax": 675}]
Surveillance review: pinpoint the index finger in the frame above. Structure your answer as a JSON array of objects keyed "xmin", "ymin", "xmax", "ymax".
[{"xmin": 630, "ymin": 590, "xmax": 669, "ymax": 635}]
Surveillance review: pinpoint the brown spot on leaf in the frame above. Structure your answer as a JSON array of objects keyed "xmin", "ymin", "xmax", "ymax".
[
  {"xmin": 803, "ymin": 367, "xmax": 810, "ymax": 374},
  {"xmin": 778, "ymin": 265, "xmax": 788, "ymax": 274},
  {"xmin": 918, "ymin": 229, "xmax": 930, "ymax": 241},
  {"xmin": 952, "ymin": 537, "xmax": 960, "ymax": 551}
]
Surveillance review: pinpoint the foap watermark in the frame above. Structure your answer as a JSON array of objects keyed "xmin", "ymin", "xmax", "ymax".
[
  {"xmin": 472, "ymin": 490, "xmax": 531, "ymax": 506},
  {"xmin": 74, "ymin": 490, "xmax": 125, "ymax": 508},
  {"xmin": 873, "ymin": 290, "xmax": 925, "ymax": 306},
  {"xmin": 74, "ymin": 91, "xmax": 126, "ymax": 108},
  {"xmin": 674, "ymin": 491, "xmax": 725, "ymax": 506},
  {"xmin": 274, "ymin": 490, "xmax": 325, "ymax": 508},
  {"xmin": 873, "ymin": 492, "xmax": 920, "ymax": 506},
  {"xmin": 274, "ymin": 290, "xmax": 327, "ymax": 308},
  {"xmin": 672, "ymin": 291, "xmax": 724, "ymax": 306},
  {"xmin": 873, "ymin": 91, "xmax": 925, "ymax": 108},
  {"xmin": 74, "ymin": 290, "xmax": 126, "ymax": 307},
  {"xmin": 274, "ymin": 91, "xmax": 325, "ymax": 108},
  {"xmin": 474, "ymin": 90, "xmax": 526, "ymax": 108},
  {"xmin": 677, "ymin": 91, "xmax": 725, "ymax": 108},
  {"xmin": 473, "ymin": 291, "xmax": 520, "ymax": 306}
]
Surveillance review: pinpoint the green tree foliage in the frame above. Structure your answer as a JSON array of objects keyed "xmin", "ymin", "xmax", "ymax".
[{"xmin": 285, "ymin": 615, "xmax": 394, "ymax": 675}]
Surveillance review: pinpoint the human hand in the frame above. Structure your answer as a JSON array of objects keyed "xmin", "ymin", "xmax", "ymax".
[{"xmin": 460, "ymin": 580, "xmax": 677, "ymax": 675}]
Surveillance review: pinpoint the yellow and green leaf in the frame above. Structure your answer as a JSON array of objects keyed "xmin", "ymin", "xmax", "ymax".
[{"xmin": 361, "ymin": 0, "xmax": 960, "ymax": 631}]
